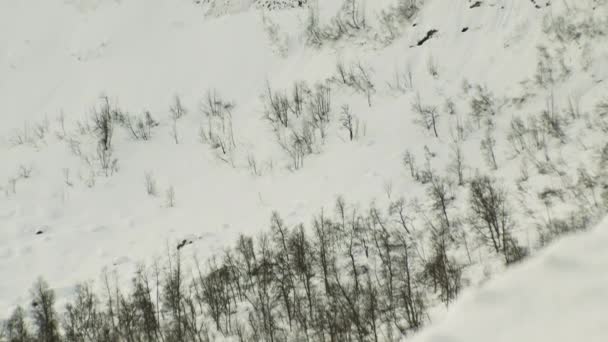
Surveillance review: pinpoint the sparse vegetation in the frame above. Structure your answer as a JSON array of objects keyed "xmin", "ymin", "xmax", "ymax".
[
  {"xmin": 306, "ymin": 0, "xmax": 423, "ymax": 47},
  {"xmin": 412, "ymin": 94, "xmax": 440, "ymax": 138},
  {"xmin": 340, "ymin": 105, "xmax": 360, "ymax": 141},
  {"xmin": 332, "ymin": 59, "xmax": 375, "ymax": 107},
  {"xmin": 145, "ymin": 172, "xmax": 158, "ymax": 196},
  {"xmin": 264, "ymin": 81, "xmax": 332, "ymax": 170},
  {"xmin": 166, "ymin": 186, "xmax": 176, "ymax": 208},
  {"xmin": 122, "ymin": 111, "xmax": 159, "ymax": 141},
  {"xmin": 200, "ymin": 90, "xmax": 237, "ymax": 162},
  {"xmin": 3, "ymin": 2, "xmax": 608, "ymax": 342}
]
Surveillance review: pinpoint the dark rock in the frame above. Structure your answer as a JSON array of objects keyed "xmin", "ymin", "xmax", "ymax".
[
  {"xmin": 417, "ymin": 29, "xmax": 438, "ymax": 46},
  {"xmin": 177, "ymin": 239, "xmax": 194, "ymax": 250}
]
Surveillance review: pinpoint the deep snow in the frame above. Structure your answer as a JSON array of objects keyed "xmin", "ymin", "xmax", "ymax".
[
  {"xmin": 2, "ymin": 0, "xmax": 608, "ymax": 339},
  {"xmin": 412, "ymin": 216, "xmax": 608, "ymax": 342}
]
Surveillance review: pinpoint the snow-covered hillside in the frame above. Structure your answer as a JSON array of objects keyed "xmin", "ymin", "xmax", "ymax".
[{"xmin": 1, "ymin": 0, "xmax": 608, "ymax": 340}]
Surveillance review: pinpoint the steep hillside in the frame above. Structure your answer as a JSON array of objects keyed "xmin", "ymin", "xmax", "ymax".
[{"xmin": 1, "ymin": 0, "xmax": 608, "ymax": 340}]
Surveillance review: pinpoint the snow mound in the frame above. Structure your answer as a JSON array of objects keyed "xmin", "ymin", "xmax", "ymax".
[{"xmin": 414, "ymin": 220, "xmax": 608, "ymax": 342}]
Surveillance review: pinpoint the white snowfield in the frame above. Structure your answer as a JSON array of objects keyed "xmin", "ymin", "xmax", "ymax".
[
  {"xmin": 1, "ymin": 0, "xmax": 608, "ymax": 339},
  {"xmin": 413, "ymin": 219, "xmax": 608, "ymax": 342}
]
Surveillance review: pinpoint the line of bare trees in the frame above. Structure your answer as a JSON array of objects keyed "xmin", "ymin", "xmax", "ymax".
[
  {"xmin": 2, "ymin": 171, "xmax": 531, "ymax": 342},
  {"xmin": 306, "ymin": 0, "xmax": 422, "ymax": 47}
]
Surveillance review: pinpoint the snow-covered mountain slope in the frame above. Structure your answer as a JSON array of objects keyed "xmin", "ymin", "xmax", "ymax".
[
  {"xmin": 413, "ymin": 217, "xmax": 608, "ymax": 342},
  {"xmin": 1, "ymin": 0, "xmax": 608, "ymax": 339},
  {"xmin": 0, "ymin": 0, "xmax": 286, "ymax": 310}
]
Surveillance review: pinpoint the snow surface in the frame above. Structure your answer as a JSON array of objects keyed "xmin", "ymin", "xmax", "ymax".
[
  {"xmin": 2, "ymin": 0, "xmax": 608, "ymax": 339},
  {"xmin": 412, "ymin": 217, "xmax": 608, "ymax": 342}
]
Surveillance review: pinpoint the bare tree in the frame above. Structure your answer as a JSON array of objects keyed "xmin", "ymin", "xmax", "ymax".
[
  {"xmin": 291, "ymin": 81, "xmax": 310, "ymax": 118},
  {"xmin": 422, "ymin": 231, "xmax": 461, "ymax": 306},
  {"xmin": 448, "ymin": 143, "xmax": 465, "ymax": 186},
  {"xmin": 96, "ymin": 143, "xmax": 118, "ymax": 177},
  {"xmin": 63, "ymin": 283, "xmax": 108, "ymax": 342},
  {"xmin": 145, "ymin": 172, "xmax": 157, "ymax": 196},
  {"xmin": 170, "ymin": 114, "xmax": 180, "ymax": 144},
  {"xmin": 92, "ymin": 96, "xmax": 116, "ymax": 152},
  {"xmin": 344, "ymin": 0, "xmax": 366, "ymax": 30},
  {"xmin": 170, "ymin": 95, "xmax": 187, "ymax": 120},
  {"xmin": 162, "ymin": 251, "xmax": 186, "ymax": 342},
  {"xmin": 354, "ymin": 62, "xmax": 375, "ymax": 107},
  {"xmin": 403, "ymin": 150, "xmax": 419, "ymax": 181},
  {"xmin": 166, "ymin": 186, "xmax": 176, "ymax": 208},
  {"xmin": 305, "ymin": 1, "xmax": 323, "ymax": 46},
  {"xmin": 469, "ymin": 175, "xmax": 525, "ymax": 263},
  {"xmin": 480, "ymin": 123, "xmax": 498, "ymax": 170},
  {"xmin": 264, "ymin": 83, "xmax": 291, "ymax": 128},
  {"xmin": 124, "ymin": 111, "xmax": 158, "ymax": 141},
  {"xmin": 333, "ymin": 60, "xmax": 375, "ymax": 107},
  {"xmin": 131, "ymin": 266, "xmax": 162, "ymax": 341},
  {"xmin": 428, "ymin": 177, "xmax": 454, "ymax": 229},
  {"xmin": 340, "ymin": 105, "xmax": 359, "ymax": 141},
  {"xmin": 535, "ymin": 45, "xmax": 556, "ymax": 88},
  {"xmin": 288, "ymin": 224, "xmax": 316, "ymax": 336},
  {"xmin": 201, "ymin": 90, "xmax": 237, "ymax": 157},
  {"xmin": 507, "ymin": 116, "xmax": 528, "ymax": 156},
  {"xmin": 412, "ymin": 94, "xmax": 439, "ymax": 138},
  {"xmin": 309, "ymin": 84, "xmax": 331, "ymax": 139},
  {"xmin": 469, "ymin": 85, "xmax": 496, "ymax": 128},
  {"xmin": 90, "ymin": 96, "xmax": 121, "ymax": 176},
  {"xmin": 4, "ymin": 306, "xmax": 31, "ymax": 342},
  {"xmin": 30, "ymin": 278, "xmax": 60, "ymax": 342}
]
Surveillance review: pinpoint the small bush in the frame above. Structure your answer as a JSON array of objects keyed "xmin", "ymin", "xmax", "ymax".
[{"xmin": 200, "ymin": 90, "xmax": 237, "ymax": 158}]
